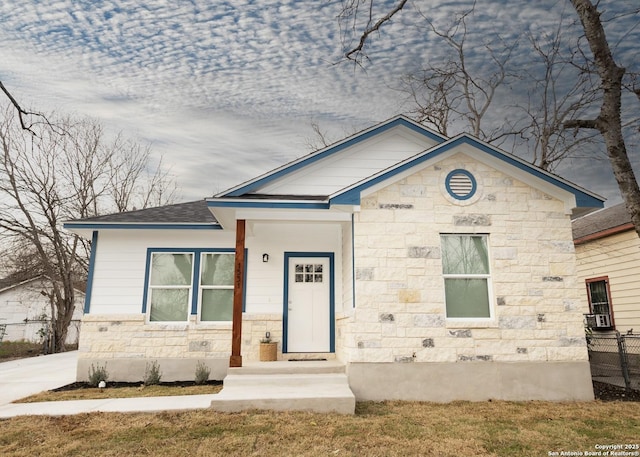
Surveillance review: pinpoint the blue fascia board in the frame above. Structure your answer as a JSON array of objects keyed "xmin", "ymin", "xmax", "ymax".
[
  {"xmin": 207, "ymin": 200, "xmax": 331, "ymax": 210},
  {"xmin": 63, "ymin": 222, "xmax": 221, "ymax": 230},
  {"xmin": 83, "ymin": 231, "xmax": 99, "ymax": 314},
  {"xmin": 330, "ymin": 135, "xmax": 604, "ymax": 209},
  {"xmin": 224, "ymin": 117, "xmax": 445, "ymax": 197}
]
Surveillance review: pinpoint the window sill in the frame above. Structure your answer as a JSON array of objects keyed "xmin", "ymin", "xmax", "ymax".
[
  {"xmin": 145, "ymin": 322, "xmax": 189, "ymax": 330},
  {"xmin": 445, "ymin": 319, "xmax": 498, "ymax": 329}
]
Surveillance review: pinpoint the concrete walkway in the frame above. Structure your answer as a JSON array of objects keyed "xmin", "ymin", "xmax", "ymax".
[
  {"xmin": 0, "ymin": 352, "xmax": 216, "ymax": 419},
  {"xmin": 0, "ymin": 351, "xmax": 77, "ymax": 405},
  {"xmin": 0, "ymin": 354, "xmax": 354, "ymax": 418}
]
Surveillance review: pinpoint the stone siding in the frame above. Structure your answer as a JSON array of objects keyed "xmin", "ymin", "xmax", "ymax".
[
  {"xmin": 346, "ymin": 153, "xmax": 588, "ymax": 365},
  {"xmin": 76, "ymin": 313, "xmax": 287, "ymax": 381}
]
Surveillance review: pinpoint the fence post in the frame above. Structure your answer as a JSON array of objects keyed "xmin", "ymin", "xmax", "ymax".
[{"xmin": 615, "ymin": 331, "xmax": 632, "ymax": 392}]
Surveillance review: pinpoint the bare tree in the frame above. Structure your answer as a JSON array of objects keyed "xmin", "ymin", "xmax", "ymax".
[
  {"xmin": 0, "ymin": 81, "xmax": 56, "ymax": 135},
  {"xmin": 339, "ymin": 0, "xmax": 640, "ymax": 236},
  {"xmin": 396, "ymin": 3, "xmax": 517, "ymax": 143},
  {"xmin": 0, "ymin": 106, "xmax": 178, "ymax": 352},
  {"xmin": 517, "ymin": 16, "xmax": 602, "ymax": 171},
  {"xmin": 564, "ymin": 0, "xmax": 640, "ymax": 237},
  {"xmin": 304, "ymin": 121, "xmax": 334, "ymax": 151}
]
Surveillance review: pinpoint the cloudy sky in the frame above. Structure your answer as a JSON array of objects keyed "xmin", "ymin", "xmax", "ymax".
[{"xmin": 0, "ymin": 0, "xmax": 638, "ymax": 205}]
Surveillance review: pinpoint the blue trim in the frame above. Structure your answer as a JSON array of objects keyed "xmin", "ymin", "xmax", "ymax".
[
  {"xmin": 83, "ymin": 231, "xmax": 99, "ymax": 314},
  {"xmin": 141, "ymin": 247, "xmax": 242, "ymax": 319},
  {"xmin": 63, "ymin": 223, "xmax": 221, "ymax": 231},
  {"xmin": 224, "ymin": 117, "xmax": 445, "ymax": 197},
  {"xmin": 207, "ymin": 200, "xmax": 330, "ymax": 210},
  {"xmin": 445, "ymin": 169, "xmax": 477, "ymax": 200},
  {"xmin": 330, "ymin": 135, "xmax": 604, "ymax": 208},
  {"xmin": 282, "ymin": 252, "xmax": 335, "ymax": 354},
  {"xmin": 351, "ymin": 214, "xmax": 356, "ymax": 309}
]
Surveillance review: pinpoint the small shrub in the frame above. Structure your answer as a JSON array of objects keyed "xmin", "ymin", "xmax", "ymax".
[
  {"xmin": 143, "ymin": 360, "xmax": 162, "ymax": 386},
  {"xmin": 194, "ymin": 361, "xmax": 211, "ymax": 385},
  {"xmin": 88, "ymin": 363, "xmax": 109, "ymax": 387}
]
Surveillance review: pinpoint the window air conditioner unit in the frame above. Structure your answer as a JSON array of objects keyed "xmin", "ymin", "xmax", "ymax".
[{"xmin": 593, "ymin": 314, "xmax": 611, "ymax": 328}]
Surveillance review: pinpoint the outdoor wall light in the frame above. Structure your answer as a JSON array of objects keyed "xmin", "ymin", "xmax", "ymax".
[{"xmin": 262, "ymin": 253, "xmax": 269, "ymax": 263}]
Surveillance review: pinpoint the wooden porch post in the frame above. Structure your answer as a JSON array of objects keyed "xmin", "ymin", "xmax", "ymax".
[{"xmin": 230, "ymin": 219, "xmax": 245, "ymax": 367}]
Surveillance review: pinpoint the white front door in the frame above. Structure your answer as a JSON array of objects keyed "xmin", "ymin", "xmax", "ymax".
[{"xmin": 286, "ymin": 256, "xmax": 331, "ymax": 353}]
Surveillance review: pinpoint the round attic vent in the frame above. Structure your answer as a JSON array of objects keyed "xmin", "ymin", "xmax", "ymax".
[{"xmin": 445, "ymin": 169, "xmax": 477, "ymax": 200}]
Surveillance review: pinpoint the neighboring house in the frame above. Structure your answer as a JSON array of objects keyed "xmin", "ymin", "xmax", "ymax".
[
  {"xmin": 573, "ymin": 203, "xmax": 639, "ymax": 334},
  {"xmin": 0, "ymin": 275, "xmax": 84, "ymax": 344},
  {"xmin": 65, "ymin": 116, "xmax": 604, "ymax": 402}
]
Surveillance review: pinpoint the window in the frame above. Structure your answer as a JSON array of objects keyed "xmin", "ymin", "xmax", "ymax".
[
  {"xmin": 441, "ymin": 234, "xmax": 492, "ymax": 318},
  {"xmin": 199, "ymin": 253, "xmax": 235, "ymax": 321},
  {"xmin": 586, "ymin": 277, "xmax": 613, "ymax": 329},
  {"xmin": 148, "ymin": 253, "xmax": 193, "ymax": 322},
  {"xmin": 144, "ymin": 249, "xmax": 235, "ymax": 323},
  {"xmin": 294, "ymin": 263, "xmax": 324, "ymax": 283}
]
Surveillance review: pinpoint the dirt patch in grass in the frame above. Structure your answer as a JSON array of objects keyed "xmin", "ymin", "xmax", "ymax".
[
  {"xmin": 1, "ymin": 400, "xmax": 639, "ymax": 457},
  {"xmin": 16, "ymin": 381, "xmax": 223, "ymax": 403},
  {"xmin": 0, "ymin": 341, "xmax": 44, "ymax": 361},
  {"xmin": 593, "ymin": 380, "xmax": 640, "ymax": 402}
]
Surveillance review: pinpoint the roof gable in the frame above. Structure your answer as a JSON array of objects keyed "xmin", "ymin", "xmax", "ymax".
[
  {"xmin": 220, "ymin": 116, "xmax": 446, "ymax": 197},
  {"xmin": 328, "ymin": 134, "xmax": 604, "ymax": 213}
]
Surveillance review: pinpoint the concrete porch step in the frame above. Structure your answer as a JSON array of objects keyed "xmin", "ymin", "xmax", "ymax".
[
  {"xmin": 210, "ymin": 362, "xmax": 355, "ymax": 414},
  {"xmin": 227, "ymin": 359, "xmax": 346, "ymax": 376}
]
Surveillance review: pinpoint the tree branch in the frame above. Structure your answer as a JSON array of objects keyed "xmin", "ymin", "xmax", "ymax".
[{"xmin": 344, "ymin": 0, "xmax": 408, "ymax": 62}]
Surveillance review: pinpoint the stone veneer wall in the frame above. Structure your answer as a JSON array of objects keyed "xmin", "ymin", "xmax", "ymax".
[
  {"xmin": 77, "ymin": 314, "xmax": 232, "ymax": 382},
  {"xmin": 77, "ymin": 313, "xmax": 284, "ymax": 382},
  {"xmin": 241, "ymin": 314, "xmax": 283, "ymax": 361},
  {"xmin": 343, "ymin": 154, "xmax": 593, "ymax": 400}
]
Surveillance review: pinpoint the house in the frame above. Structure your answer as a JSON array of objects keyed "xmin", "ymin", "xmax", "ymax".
[
  {"xmin": 0, "ymin": 275, "xmax": 84, "ymax": 344},
  {"xmin": 573, "ymin": 203, "xmax": 639, "ymax": 334},
  {"xmin": 64, "ymin": 116, "xmax": 603, "ymax": 402}
]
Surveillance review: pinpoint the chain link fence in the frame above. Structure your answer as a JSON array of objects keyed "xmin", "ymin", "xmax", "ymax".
[
  {"xmin": 0, "ymin": 320, "xmax": 81, "ymax": 346},
  {"xmin": 587, "ymin": 331, "xmax": 640, "ymax": 392}
]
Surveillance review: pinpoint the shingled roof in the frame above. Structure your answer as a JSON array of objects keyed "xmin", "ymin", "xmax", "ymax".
[
  {"xmin": 572, "ymin": 202, "xmax": 633, "ymax": 243},
  {"xmin": 66, "ymin": 200, "xmax": 217, "ymax": 225}
]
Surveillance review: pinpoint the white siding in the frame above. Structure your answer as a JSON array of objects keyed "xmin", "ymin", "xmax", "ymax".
[
  {"xmin": 244, "ymin": 222, "xmax": 343, "ymax": 314},
  {"xmin": 0, "ymin": 278, "xmax": 83, "ymax": 343},
  {"xmin": 89, "ymin": 230, "xmax": 236, "ymax": 315},
  {"xmin": 576, "ymin": 229, "xmax": 640, "ymax": 333},
  {"xmin": 259, "ymin": 129, "xmax": 438, "ymax": 195},
  {"xmin": 89, "ymin": 225, "xmax": 344, "ymax": 317}
]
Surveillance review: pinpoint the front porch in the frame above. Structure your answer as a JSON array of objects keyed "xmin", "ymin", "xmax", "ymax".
[{"xmin": 211, "ymin": 359, "xmax": 355, "ymax": 414}]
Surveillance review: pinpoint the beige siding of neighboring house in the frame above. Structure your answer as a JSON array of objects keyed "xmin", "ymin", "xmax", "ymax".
[{"xmin": 576, "ymin": 229, "xmax": 640, "ymax": 333}]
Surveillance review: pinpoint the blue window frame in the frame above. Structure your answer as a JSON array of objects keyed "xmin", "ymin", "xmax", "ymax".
[{"xmin": 142, "ymin": 248, "xmax": 245, "ymax": 323}]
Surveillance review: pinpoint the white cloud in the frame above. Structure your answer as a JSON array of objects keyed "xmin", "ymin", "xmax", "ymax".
[{"xmin": 0, "ymin": 0, "xmax": 636, "ymax": 204}]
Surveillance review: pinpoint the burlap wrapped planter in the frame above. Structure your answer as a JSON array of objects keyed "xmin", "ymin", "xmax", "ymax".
[{"xmin": 259, "ymin": 342, "xmax": 278, "ymax": 361}]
